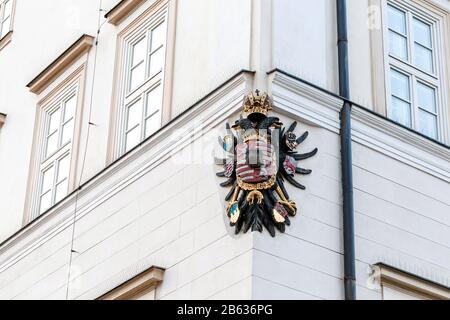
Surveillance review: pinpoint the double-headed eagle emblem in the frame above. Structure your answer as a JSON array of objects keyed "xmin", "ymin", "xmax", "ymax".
[{"xmin": 216, "ymin": 91, "xmax": 318, "ymax": 237}]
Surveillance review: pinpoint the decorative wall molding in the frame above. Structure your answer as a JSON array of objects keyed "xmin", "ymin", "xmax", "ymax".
[
  {"xmin": 26, "ymin": 35, "xmax": 95, "ymax": 94},
  {"xmin": 0, "ymin": 70, "xmax": 252, "ymax": 273},
  {"xmin": 371, "ymin": 263, "xmax": 450, "ymax": 300},
  {"xmin": 351, "ymin": 107, "xmax": 450, "ymax": 181},
  {"xmin": 105, "ymin": 0, "xmax": 147, "ymax": 26},
  {"xmin": 97, "ymin": 266, "xmax": 164, "ymax": 300},
  {"xmin": 270, "ymin": 71, "xmax": 342, "ymax": 133}
]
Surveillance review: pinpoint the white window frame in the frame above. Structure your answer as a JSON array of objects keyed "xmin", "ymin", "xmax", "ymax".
[
  {"xmin": 115, "ymin": 5, "xmax": 169, "ymax": 157},
  {"xmin": 0, "ymin": 0, "xmax": 13, "ymax": 38},
  {"xmin": 382, "ymin": 0, "xmax": 449, "ymax": 142},
  {"xmin": 35, "ymin": 85, "xmax": 78, "ymax": 217},
  {"xmin": 26, "ymin": 66, "xmax": 86, "ymax": 222}
]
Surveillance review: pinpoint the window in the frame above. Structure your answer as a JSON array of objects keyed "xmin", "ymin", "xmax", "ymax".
[
  {"xmin": 24, "ymin": 35, "xmax": 93, "ymax": 222},
  {"xmin": 122, "ymin": 20, "xmax": 166, "ymax": 153},
  {"xmin": 0, "ymin": 0, "xmax": 13, "ymax": 42},
  {"xmin": 26, "ymin": 64, "xmax": 86, "ymax": 222},
  {"xmin": 385, "ymin": 1, "xmax": 445, "ymax": 140},
  {"xmin": 37, "ymin": 91, "xmax": 77, "ymax": 215},
  {"xmin": 109, "ymin": 1, "xmax": 172, "ymax": 159}
]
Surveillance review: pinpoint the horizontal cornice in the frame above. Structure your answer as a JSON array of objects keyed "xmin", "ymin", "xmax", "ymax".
[
  {"xmin": 105, "ymin": 0, "xmax": 147, "ymax": 26},
  {"xmin": 26, "ymin": 34, "xmax": 95, "ymax": 94},
  {"xmin": 97, "ymin": 266, "xmax": 164, "ymax": 300},
  {"xmin": 371, "ymin": 263, "xmax": 450, "ymax": 300}
]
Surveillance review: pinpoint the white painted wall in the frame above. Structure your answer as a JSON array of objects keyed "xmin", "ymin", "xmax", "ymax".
[{"xmin": 0, "ymin": 0, "xmax": 253, "ymax": 241}]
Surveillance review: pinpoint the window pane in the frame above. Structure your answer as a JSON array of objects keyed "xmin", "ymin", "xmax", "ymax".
[
  {"xmin": 126, "ymin": 99, "xmax": 142, "ymax": 130},
  {"xmin": 129, "ymin": 62, "xmax": 145, "ymax": 90},
  {"xmin": 390, "ymin": 69, "xmax": 410, "ymax": 101},
  {"xmin": 145, "ymin": 85, "xmax": 163, "ymax": 117},
  {"xmin": 41, "ymin": 166, "xmax": 55, "ymax": 194},
  {"xmin": 64, "ymin": 96, "xmax": 76, "ymax": 121},
  {"xmin": 390, "ymin": 96, "xmax": 411, "ymax": 127},
  {"xmin": 413, "ymin": 44, "xmax": 433, "ymax": 73},
  {"xmin": 61, "ymin": 119, "xmax": 74, "ymax": 145},
  {"xmin": 149, "ymin": 48, "xmax": 164, "ymax": 76},
  {"xmin": 55, "ymin": 179, "xmax": 69, "ymax": 203},
  {"xmin": 388, "ymin": 5, "xmax": 406, "ymax": 35},
  {"xmin": 416, "ymin": 83, "xmax": 436, "ymax": 113},
  {"xmin": 40, "ymin": 191, "xmax": 52, "ymax": 214},
  {"xmin": 57, "ymin": 155, "xmax": 70, "ymax": 183},
  {"xmin": 125, "ymin": 126, "xmax": 141, "ymax": 152},
  {"xmin": 150, "ymin": 23, "xmax": 166, "ymax": 52},
  {"xmin": 418, "ymin": 110, "xmax": 437, "ymax": 139},
  {"xmin": 413, "ymin": 18, "xmax": 432, "ymax": 47},
  {"xmin": 389, "ymin": 31, "xmax": 408, "ymax": 60},
  {"xmin": 131, "ymin": 37, "xmax": 146, "ymax": 67},
  {"xmin": 4, "ymin": 0, "xmax": 12, "ymax": 17},
  {"xmin": 145, "ymin": 112, "xmax": 161, "ymax": 138},
  {"xmin": 48, "ymin": 108, "xmax": 61, "ymax": 133},
  {"xmin": 46, "ymin": 132, "xmax": 58, "ymax": 157},
  {"xmin": 0, "ymin": 17, "xmax": 10, "ymax": 38}
]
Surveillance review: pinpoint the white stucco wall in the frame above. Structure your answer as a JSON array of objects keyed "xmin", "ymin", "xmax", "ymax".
[{"xmin": 0, "ymin": 0, "xmax": 253, "ymax": 242}]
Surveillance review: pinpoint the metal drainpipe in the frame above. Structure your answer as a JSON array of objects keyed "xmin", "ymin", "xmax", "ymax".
[{"xmin": 336, "ymin": 0, "xmax": 356, "ymax": 300}]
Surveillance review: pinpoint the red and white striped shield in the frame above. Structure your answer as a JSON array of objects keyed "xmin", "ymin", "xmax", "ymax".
[{"xmin": 236, "ymin": 138, "xmax": 277, "ymax": 184}]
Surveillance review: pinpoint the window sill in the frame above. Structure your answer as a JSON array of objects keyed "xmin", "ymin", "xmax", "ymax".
[{"xmin": 0, "ymin": 31, "xmax": 13, "ymax": 51}]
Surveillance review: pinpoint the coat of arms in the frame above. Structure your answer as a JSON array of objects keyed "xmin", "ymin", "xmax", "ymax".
[{"xmin": 216, "ymin": 91, "xmax": 317, "ymax": 237}]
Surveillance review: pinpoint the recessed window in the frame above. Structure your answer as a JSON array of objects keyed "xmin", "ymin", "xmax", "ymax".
[
  {"xmin": 385, "ymin": 2, "xmax": 444, "ymax": 141},
  {"xmin": 37, "ymin": 91, "xmax": 78, "ymax": 215},
  {"xmin": 0, "ymin": 0, "xmax": 13, "ymax": 39},
  {"xmin": 117, "ymin": 8, "xmax": 168, "ymax": 156}
]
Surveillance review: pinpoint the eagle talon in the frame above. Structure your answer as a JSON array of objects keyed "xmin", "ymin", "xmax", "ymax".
[
  {"xmin": 278, "ymin": 200, "xmax": 297, "ymax": 216},
  {"xmin": 246, "ymin": 190, "xmax": 264, "ymax": 205}
]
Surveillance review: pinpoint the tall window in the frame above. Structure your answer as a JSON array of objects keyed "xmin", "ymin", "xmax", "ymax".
[
  {"xmin": 386, "ymin": 3, "xmax": 442, "ymax": 140},
  {"xmin": 0, "ymin": 0, "xmax": 13, "ymax": 39},
  {"xmin": 36, "ymin": 88, "xmax": 78, "ymax": 216},
  {"xmin": 120, "ymin": 12, "xmax": 167, "ymax": 154}
]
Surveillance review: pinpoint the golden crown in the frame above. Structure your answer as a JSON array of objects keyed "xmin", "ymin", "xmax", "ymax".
[{"xmin": 243, "ymin": 90, "xmax": 272, "ymax": 118}]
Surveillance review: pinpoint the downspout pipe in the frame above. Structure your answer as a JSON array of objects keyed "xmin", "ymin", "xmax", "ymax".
[{"xmin": 336, "ymin": 0, "xmax": 356, "ymax": 300}]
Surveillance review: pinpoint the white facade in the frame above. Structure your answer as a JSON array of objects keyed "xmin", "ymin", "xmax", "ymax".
[{"xmin": 0, "ymin": 0, "xmax": 449, "ymax": 300}]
